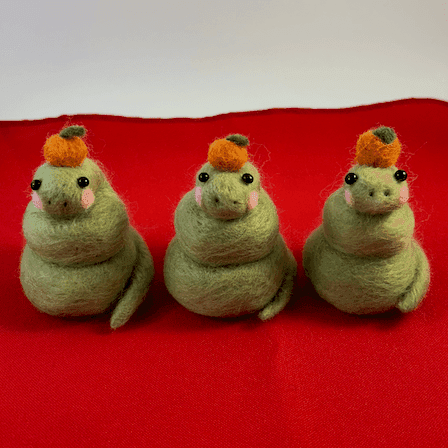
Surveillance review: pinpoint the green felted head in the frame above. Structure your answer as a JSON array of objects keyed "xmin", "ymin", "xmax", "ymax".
[
  {"xmin": 194, "ymin": 160, "xmax": 261, "ymax": 220},
  {"xmin": 323, "ymin": 168, "xmax": 414, "ymax": 259},
  {"xmin": 30, "ymin": 158, "xmax": 104, "ymax": 216},
  {"xmin": 342, "ymin": 164, "xmax": 409, "ymax": 214}
]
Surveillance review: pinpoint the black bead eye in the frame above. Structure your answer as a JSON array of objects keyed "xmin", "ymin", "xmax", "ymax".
[
  {"xmin": 77, "ymin": 177, "xmax": 90, "ymax": 188},
  {"xmin": 345, "ymin": 173, "xmax": 358, "ymax": 185},
  {"xmin": 241, "ymin": 173, "xmax": 254, "ymax": 184},
  {"xmin": 31, "ymin": 180, "xmax": 42, "ymax": 191},
  {"xmin": 198, "ymin": 172, "xmax": 209, "ymax": 182},
  {"xmin": 394, "ymin": 170, "xmax": 407, "ymax": 182}
]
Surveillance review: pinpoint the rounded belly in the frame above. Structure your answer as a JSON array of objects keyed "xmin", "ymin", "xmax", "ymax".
[
  {"xmin": 305, "ymin": 226, "xmax": 417, "ymax": 313},
  {"xmin": 20, "ymin": 242, "xmax": 136, "ymax": 316},
  {"xmin": 164, "ymin": 236, "xmax": 285, "ymax": 317}
]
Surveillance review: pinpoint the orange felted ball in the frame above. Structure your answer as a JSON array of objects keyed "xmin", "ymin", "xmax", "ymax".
[
  {"xmin": 43, "ymin": 125, "xmax": 89, "ymax": 167},
  {"xmin": 354, "ymin": 126, "xmax": 401, "ymax": 168},
  {"xmin": 207, "ymin": 134, "xmax": 249, "ymax": 172}
]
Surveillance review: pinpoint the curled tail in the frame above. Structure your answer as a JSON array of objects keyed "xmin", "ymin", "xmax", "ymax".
[
  {"xmin": 258, "ymin": 242, "xmax": 297, "ymax": 321},
  {"xmin": 110, "ymin": 228, "xmax": 155, "ymax": 329},
  {"xmin": 396, "ymin": 241, "xmax": 430, "ymax": 313}
]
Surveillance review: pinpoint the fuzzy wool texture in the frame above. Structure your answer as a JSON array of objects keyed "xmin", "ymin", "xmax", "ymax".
[
  {"xmin": 59, "ymin": 125, "xmax": 86, "ymax": 139},
  {"xmin": 225, "ymin": 134, "xmax": 249, "ymax": 147},
  {"xmin": 354, "ymin": 129, "xmax": 401, "ymax": 168},
  {"xmin": 43, "ymin": 131, "xmax": 89, "ymax": 168},
  {"xmin": 207, "ymin": 138, "xmax": 249, "ymax": 172},
  {"xmin": 164, "ymin": 157, "xmax": 297, "ymax": 320},
  {"xmin": 303, "ymin": 163, "xmax": 430, "ymax": 314},
  {"xmin": 372, "ymin": 126, "xmax": 396, "ymax": 144},
  {"xmin": 20, "ymin": 157, "xmax": 154, "ymax": 329}
]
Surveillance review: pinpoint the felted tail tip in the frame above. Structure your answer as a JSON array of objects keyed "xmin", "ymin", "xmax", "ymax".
[
  {"xmin": 258, "ymin": 307, "xmax": 277, "ymax": 321},
  {"xmin": 258, "ymin": 291, "xmax": 292, "ymax": 321},
  {"xmin": 109, "ymin": 313, "xmax": 130, "ymax": 330},
  {"xmin": 395, "ymin": 301, "xmax": 419, "ymax": 313}
]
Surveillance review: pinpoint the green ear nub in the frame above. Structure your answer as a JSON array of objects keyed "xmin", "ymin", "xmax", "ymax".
[
  {"xmin": 59, "ymin": 125, "xmax": 87, "ymax": 139},
  {"xmin": 372, "ymin": 126, "xmax": 396, "ymax": 144},
  {"xmin": 226, "ymin": 134, "xmax": 249, "ymax": 147}
]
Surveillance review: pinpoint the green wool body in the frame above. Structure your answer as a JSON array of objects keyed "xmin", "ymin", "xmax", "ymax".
[
  {"xmin": 303, "ymin": 127, "xmax": 430, "ymax": 314},
  {"xmin": 164, "ymin": 136, "xmax": 297, "ymax": 320},
  {"xmin": 20, "ymin": 126, "xmax": 154, "ymax": 329}
]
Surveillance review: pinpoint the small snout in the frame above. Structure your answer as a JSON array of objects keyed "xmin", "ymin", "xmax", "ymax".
[
  {"xmin": 41, "ymin": 195, "xmax": 78, "ymax": 215},
  {"xmin": 212, "ymin": 194, "xmax": 241, "ymax": 207},
  {"xmin": 196, "ymin": 174, "xmax": 258, "ymax": 220},
  {"xmin": 32, "ymin": 185, "xmax": 95, "ymax": 215},
  {"xmin": 208, "ymin": 192, "xmax": 246, "ymax": 220},
  {"xmin": 344, "ymin": 183, "xmax": 408, "ymax": 214},
  {"xmin": 367, "ymin": 187, "xmax": 391, "ymax": 198}
]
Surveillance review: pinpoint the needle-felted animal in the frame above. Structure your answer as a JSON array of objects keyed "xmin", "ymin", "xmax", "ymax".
[
  {"xmin": 20, "ymin": 125, "xmax": 154, "ymax": 329},
  {"xmin": 163, "ymin": 134, "xmax": 297, "ymax": 320},
  {"xmin": 302, "ymin": 126, "xmax": 430, "ymax": 314}
]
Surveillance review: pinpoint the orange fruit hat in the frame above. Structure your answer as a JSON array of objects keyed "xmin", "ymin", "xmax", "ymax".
[
  {"xmin": 354, "ymin": 126, "xmax": 401, "ymax": 168},
  {"xmin": 208, "ymin": 134, "xmax": 249, "ymax": 172},
  {"xmin": 43, "ymin": 125, "xmax": 88, "ymax": 167}
]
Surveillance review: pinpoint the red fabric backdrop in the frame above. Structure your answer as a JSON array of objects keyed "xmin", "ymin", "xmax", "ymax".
[{"xmin": 1, "ymin": 98, "xmax": 447, "ymax": 448}]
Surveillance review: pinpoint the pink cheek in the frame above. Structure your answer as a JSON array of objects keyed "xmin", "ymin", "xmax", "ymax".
[
  {"xmin": 31, "ymin": 191, "xmax": 43, "ymax": 210},
  {"xmin": 399, "ymin": 184, "xmax": 409, "ymax": 204},
  {"xmin": 344, "ymin": 189, "xmax": 353, "ymax": 206},
  {"xmin": 248, "ymin": 191, "xmax": 259, "ymax": 210},
  {"xmin": 81, "ymin": 188, "xmax": 95, "ymax": 209},
  {"xmin": 195, "ymin": 186, "xmax": 202, "ymax": 206}
]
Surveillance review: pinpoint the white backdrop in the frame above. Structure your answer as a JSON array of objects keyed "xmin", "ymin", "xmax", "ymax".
[{"xmin": 1, "ymin": 0, "xmax": 447, "ymax": 120}]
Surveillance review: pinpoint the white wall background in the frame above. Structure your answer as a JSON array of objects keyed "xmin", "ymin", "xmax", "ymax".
[{"xmin": 1, "ymin": 0, "xmax": 447, "ymax": 120}]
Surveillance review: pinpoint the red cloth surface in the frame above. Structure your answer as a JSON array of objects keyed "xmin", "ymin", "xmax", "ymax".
[{"xmin": 1, "ymin": 98, "xmax": 447, "ymax": 448}]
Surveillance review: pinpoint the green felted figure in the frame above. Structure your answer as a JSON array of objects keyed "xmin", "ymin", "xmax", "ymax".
[
  {"xmin": 20, "ymin": 125, "xmax": 154, "ymax": 329},
  {"xmin": 303, "ymin": 126, "xmax": 430, "ymax": 314},
  {"xmin": 163, "ymin": 134, "xmax": 297, "ymax": 320}
]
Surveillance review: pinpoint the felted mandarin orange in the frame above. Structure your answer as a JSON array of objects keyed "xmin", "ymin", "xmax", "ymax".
[
  {"xmin": 354, "ymin": 126, "xmax": 401, "ymax": 168},
  {"xmin": 207, "ymin": 134, "xmax": 249, "ymax": 172},
  {"xmin": 43, "ymin": 125, "xmax": 88, "ymax": 167}
]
